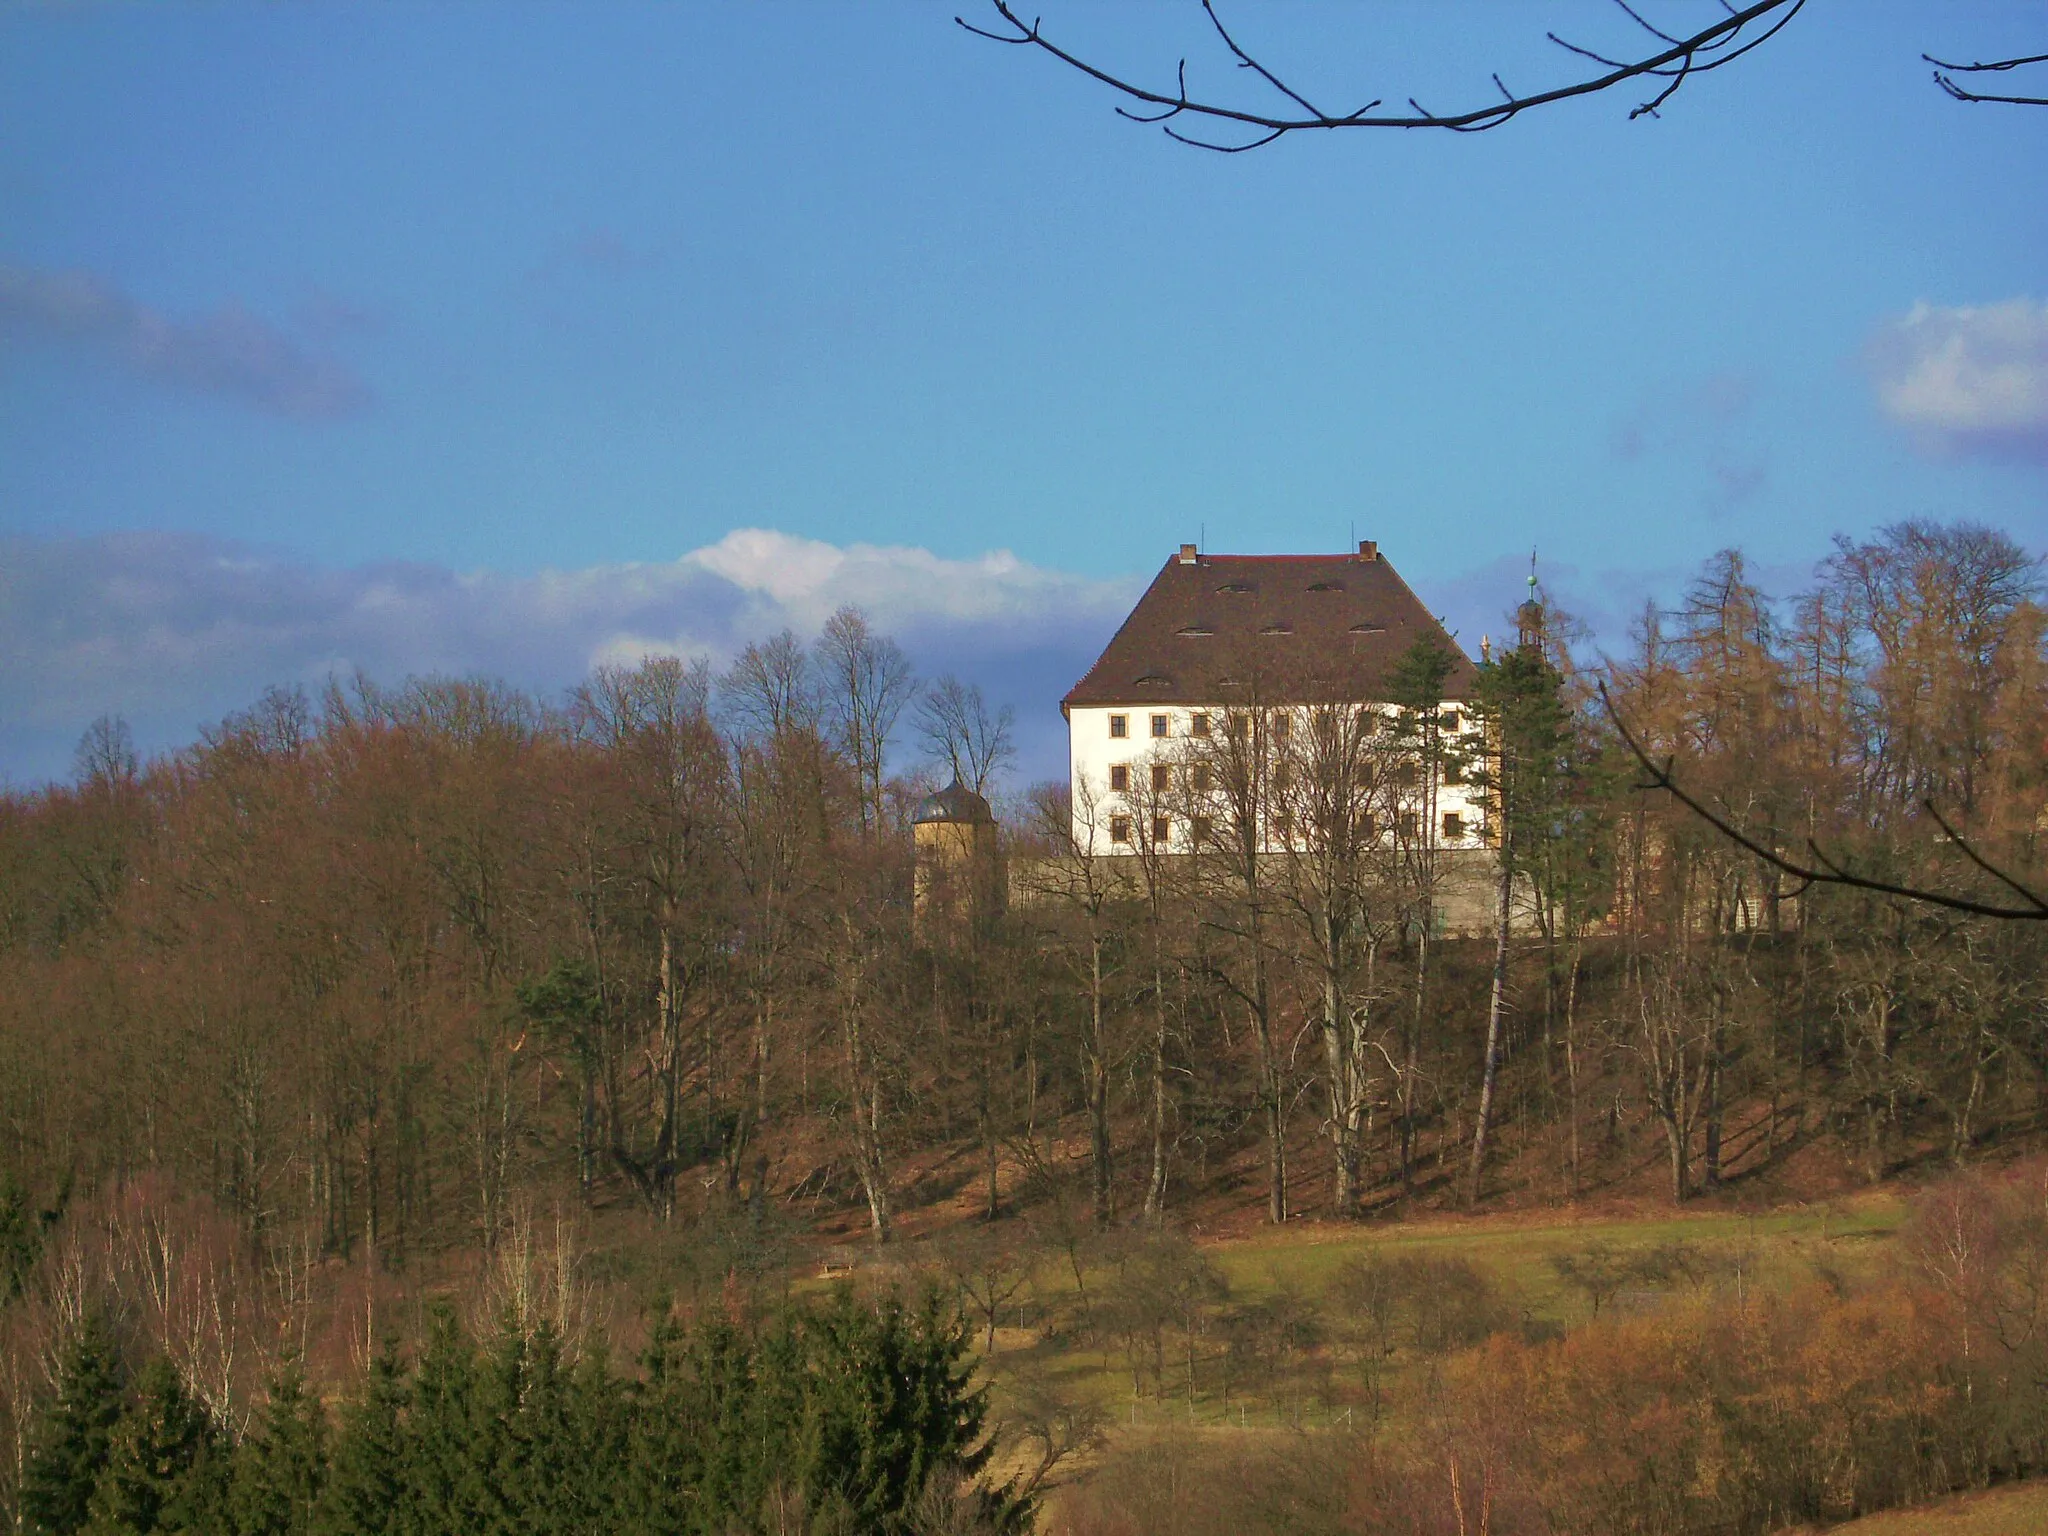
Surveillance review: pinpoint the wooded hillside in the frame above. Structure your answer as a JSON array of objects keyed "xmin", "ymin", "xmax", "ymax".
[{"xmin": 1, "ymin": 519, "xmax": 2045, "ymax": 1529}]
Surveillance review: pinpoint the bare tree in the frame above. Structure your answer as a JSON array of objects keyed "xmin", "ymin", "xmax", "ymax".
[
  {"xmin": 1178, "ymin": 693, "xmax": 1294, "ymax": 1223},
  {"xmin": 1023, "ymin": 778, "xmax": 1130, "ymax": 1229},
  {"xmin": 915, "ymin": 675, "xmax": 1016, "ymax": 796},
  {"xmin": 72, "ymin": 714, "xmax": 139, "ymax": 789},
  {"xmin": 815, "ymin": 606, "xmax": 917, "ymax": 839},
  {"xmin": 572, "ymin": 657, "xmax": 731, "ymax": 1218},
  {"xmin": 1262, "ymin": 699, "xmax": 1400, "ymax": 1218}
]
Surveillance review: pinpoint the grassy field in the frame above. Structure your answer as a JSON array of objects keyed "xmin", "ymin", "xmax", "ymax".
[
  {"xmin": 961, "ymin": 1187, "xmax": 1919, "ymax": 1463},
  {"xmin": 1797, "ymin": 1481, "xmax": 2048, "ymax": 1533},
  {"xmin": 1199, "ymin": 1193, "xmax": 1903, "ymax": 1315}
]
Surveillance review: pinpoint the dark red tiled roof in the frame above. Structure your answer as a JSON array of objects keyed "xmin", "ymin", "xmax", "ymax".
[{"xmin": 1062, "ymin": 549, "xmax": 1477, "ymax": 711}]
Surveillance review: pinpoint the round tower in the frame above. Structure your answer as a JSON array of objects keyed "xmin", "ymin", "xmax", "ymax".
[{"xmin": 912, "ymin": 777, "xmax": 1004, "ymax": 931}]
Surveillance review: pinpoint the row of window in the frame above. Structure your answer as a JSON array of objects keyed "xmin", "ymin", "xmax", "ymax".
[
  {"xmin": 1109, "ymin": 712, "xmax": 1201, "ymax": 740},
  {"xmin": 1107, "ymin": 810, "xmax": 1469, "ymax": 846},
  {"xmin": 1107, "ymin": 709, "xmax": 1465, "ymax": 740},
  {"xmin": 1106, "ymin": 758, "xmax": 1463, "ymax": 793}
]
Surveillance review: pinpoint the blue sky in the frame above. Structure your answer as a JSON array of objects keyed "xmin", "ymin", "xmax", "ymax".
[{"xmin": 3, "ymin": 2, "xmax": 2044, "ymax": 785}]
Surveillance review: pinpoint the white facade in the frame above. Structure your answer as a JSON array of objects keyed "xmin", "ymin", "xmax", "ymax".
[{"xmin": 1065, "ymin": 700, "xmax": 1489, "ymax": 858}]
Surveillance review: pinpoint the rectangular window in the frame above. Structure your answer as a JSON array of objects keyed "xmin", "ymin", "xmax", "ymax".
[
  {"xmin": 1109, "ymin": 764, "xmax": 1129, "ymax": 793},
  {"xmin": 1440, "ymin": 710, "xmax": 1462, "ymax": 733},
  {"xmin": 1273, "ymin": 761, "xmax": 1293, "ymax": 790},
  {"xmin": 1191, "ymin": 762, "xmax": 1212, "ymax": 793},
  {"xmin": 1152, "ymin": 815, "xmax": 1171, "ymax": 844},
  {"xmin": 1110, "ymin": 814, "xmax": 1131, "ymax": 844},
  {"xmin": 1354, "ymin": 811, "xmax": 1377, "ymax": 843},
  {"xmin": 1150, "ymin": 764, "xmax": 1170, "ymax": 793},
  {"xmin": 1109, "ymin": 714, "xmax": 1128, "ymax": 739},
  {"xmin": 1443, "ymin": 756, "xmax": 1465, "ymax": 786},
  {"xmin": 1150, "ymin": 713, "xmax": 1170, "ymax": 739},
  {"xmin": 1272, "ymin": 712, "xmax": 1291, "ymax": 740},
  {"xmin": 1399, "ymin": 811, "xmax": 1419, "ymax": 841},
  {"xmin": 1192, "ymin": 814, "xmax": 1213, "ymax": 842},
  {"xmin": 1191, "ymin": 712, "xmax": 1211, "ymax": 738},
  {"xmin": 1442, "ymin": 812, "xmax": 1465, "ymax": 841},
  {"xmin": 1272, "ymin": 809, "xmax": 1294, "ymax": 844}
]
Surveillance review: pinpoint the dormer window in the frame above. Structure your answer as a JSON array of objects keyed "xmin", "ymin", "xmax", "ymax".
[
  {"xmin": 1176, "ymin": 624, "xmax": 1214, "ymax": 637},
  {"xmin": 1216, "ymin": 582, "xmax": 1253, "ymax": 594},
  {"xmin": 1306, "ymin": 581, "xmax": 1344, "ymax": 592},
  {"xmin": 1259, "ymin": 623, "xmax": 1293, "ymax": 636},
  {"xmin": 1349, "ymin": 623, "xmax": 1386, "ymax": 635},
  {"xmin": 1135, "ymin": 674, "xmax": 1172, "ymax": 689}
]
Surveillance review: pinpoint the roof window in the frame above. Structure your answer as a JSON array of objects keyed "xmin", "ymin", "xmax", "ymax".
[
  {"xmin": 1349, "ymin": 623, "xmax": 1387, "ymax": 635},
  {"xmin": 1176, "ymin": 624, "xmax": 1214, "ymax": 637},
  {"xmin": 1306, "ymin": 581, "xmax": 1345, "ymax": 592},
  {"xmin": 1134, "ymin": 673, "xmax": 1172, "ymax": 688},
  {"xmin": 1215, "ymin": 582, "xmax": 1253, "ymax": 594},
  {"xmin": 1259, "ymin": 623, "xmax": 1293, "ymax": 636}
]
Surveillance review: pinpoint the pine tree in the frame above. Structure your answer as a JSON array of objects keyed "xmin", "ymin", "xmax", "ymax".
[
  {"xmin": 231, "ymin": 1357, "xmax": 329, "ymax": 1536},
  {"xmin": 20, "ymin": 1311, "xmax": 127, "ymax": 1536},
  {"xmin": 311, "ymin": 1340, "xmax": 407, "ymax": 1536},
  {"xmin": 786, "ymin": 1290, "xmax": 1004, "ymax": 1535},
  {"xmin": 81, "ymin": 1354, "xmax": 217, "ymax": 1535},
  {"xmin": 618, "ymin": 1310, "xmax": 713, "ymax": 1536},
  {"xmin": 400, "ymin": 1304, "xmax": 486, "ymax": 1536},
  {"xmin": 492, "ymin": 1323, "xmax": 611, "ymax": 1535}
]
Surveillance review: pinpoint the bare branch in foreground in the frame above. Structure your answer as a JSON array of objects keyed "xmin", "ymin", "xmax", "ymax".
[
  {"xmin": 1598, "ymin": 682, "xmax": 2048, "ymax": 922},
  {"xmin": 958, "ymin": 0, "xmax": 1807, "ymax": 151},
  {"xmin": 1927, "ymin": 50, "xmax": 2048, "ymax": 107}
]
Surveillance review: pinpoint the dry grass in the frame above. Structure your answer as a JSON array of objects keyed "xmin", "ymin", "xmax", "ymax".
[
  {"xmin": 1796, "ymin": 1481, "xmax": 2048, "ymax": 1533},
  {"xmin": 983, "ymin": 1190, "xmax": 1907, "ymax": 1426}
]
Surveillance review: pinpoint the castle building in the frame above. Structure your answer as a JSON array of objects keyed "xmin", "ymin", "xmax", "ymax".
[{"xmin": 1060, "ymin": 541, "xmax": 1486, "ymax": 862}]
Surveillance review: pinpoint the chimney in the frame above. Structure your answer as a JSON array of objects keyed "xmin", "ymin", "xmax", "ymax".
[
  {"xmin": 1357, "ymin": 539, "xmax": 1379, "ymax": 562},
  {"xmin": 1178, "ymin": 543, "xmax": 1199, "ymax": 565}
]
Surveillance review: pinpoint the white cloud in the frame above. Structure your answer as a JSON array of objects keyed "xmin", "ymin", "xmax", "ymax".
[
  {"xmin": 0, "ymin": 529, "xmax": 1139, "ymax": 787},
  {"xmin": 1867, "ymin": 299, "xmax": 2048, "ymax": 462}
]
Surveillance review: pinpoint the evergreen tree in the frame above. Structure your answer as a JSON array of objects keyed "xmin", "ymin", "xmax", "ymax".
[
  {"xmin": 312, "ymin": 1339, "xmax": 408, "ymax": 1536},
  {"xmin": 0, "ymin": 1172, "xmax": 64, "ymax": 1303},
  {"xmin": 786, "ymin": 1289, "xmax": 1010, "ymax": 1535},
  {"xmin": 81, "ymin": 1354, "xmax": 220, "ymax": 1535},
  {"xmin": 493, "ymin": 1323, "xmax": 612, "ymax": 1535},
  {"xmin": 399, "ymin": 1304, "xmax": 486, "ymax": 1536},
  {"xmin": 618, "ymin": 1310, "xmax": 713, "ymax": 1536},
  {"xmin": 231, "ymin": 1357, "xmax": 328, "ymax": 1536},
  {"xmin": 20, "ymin": 1311, "xmax": 127, "ymax": 1536}
]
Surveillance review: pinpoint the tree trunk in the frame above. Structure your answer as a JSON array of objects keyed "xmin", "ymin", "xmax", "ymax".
[
  {"xmin": 1089, "ymin": 935, "xmax": 1113, "ymax": 1229},
  {"xmin": 1400, "ymin": 930, "xmax": 1426, "ymax": 1185},
  {"xmin": 1562, "ymin": 942, "xmax": 1582, "ymax": 1200},
  {"xmin": 1326, "ymin": 968, "xmax": 1359, "ymax": 1217},
  {"xmin": 1145, "ymin": 954, "xmax": 1170, "ymax": 1221},
  {"xmin": 1467, "ymin": 851, "xmax": 1513, "ymax": 1207}
]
